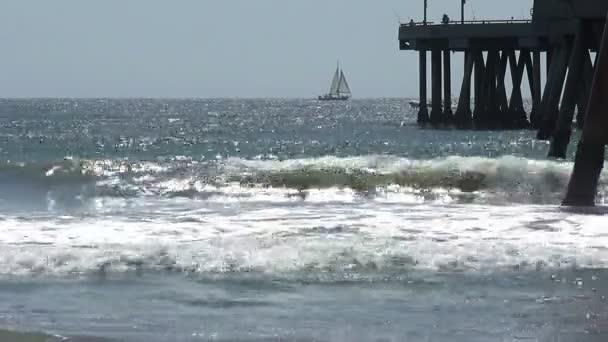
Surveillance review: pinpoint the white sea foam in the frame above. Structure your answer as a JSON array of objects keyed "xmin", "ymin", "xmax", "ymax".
[
  {"xmin": 0, "ymin": 203, "xmax": 607, "ymax": 278},
  {"xmin": 3, "ymin": 155, "xmax": 608, "ymax": 279}
]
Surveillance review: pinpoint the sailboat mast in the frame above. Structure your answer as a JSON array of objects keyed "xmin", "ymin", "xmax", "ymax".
[
  {"xmin": 337, "ymin": 60, "xmax": 341, "ymax": 96},
  {"xmin": 336, "ymin": 59, "xmax": 340, "ymax": 97}
]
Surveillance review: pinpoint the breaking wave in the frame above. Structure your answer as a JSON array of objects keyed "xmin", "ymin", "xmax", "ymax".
[
  {"xmin": 0, "ymin": 155, "xmax": 603, "ymax": 204},
  {"xmin": 1, "ymin": 156, "xmax": 607, "ymax": 280}
]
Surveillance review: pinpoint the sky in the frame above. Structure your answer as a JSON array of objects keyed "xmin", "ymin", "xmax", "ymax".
[{"xmin": 0, "ymin": 0, "xmax": 535, "ymax": 98}]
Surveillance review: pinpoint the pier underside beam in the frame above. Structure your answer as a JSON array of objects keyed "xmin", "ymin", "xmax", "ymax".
[{"xmin": 418, "ymin": 49, "xmax": 430, "ymax": 123}]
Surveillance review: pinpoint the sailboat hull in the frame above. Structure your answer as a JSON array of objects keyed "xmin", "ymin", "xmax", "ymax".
[{"xmin": 318, "ymin": 95, "xmax": 350, "ymax": 101}]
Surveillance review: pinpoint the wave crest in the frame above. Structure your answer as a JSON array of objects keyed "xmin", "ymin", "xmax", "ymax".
[{"xmin": 0, "ymin": 155, "xmax": 600, "ymax": 204}]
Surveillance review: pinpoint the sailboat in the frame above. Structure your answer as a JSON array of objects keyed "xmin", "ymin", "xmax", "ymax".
[{"xmin": 318, "ymin": 62, "xmax": 351, "ymax": 101}]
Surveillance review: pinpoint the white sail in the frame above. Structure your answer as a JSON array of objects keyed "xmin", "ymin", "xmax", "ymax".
[
  {"xmin": 328, "ymin": 67, "xmax": 341, "ymax": 95},
  {"xmin": 319, "ymin": 61, "xmax": 351, "ymax": 100},
  {"xmin": 337, "ymin": 71, "xmax": 351, "ymax": 95}
]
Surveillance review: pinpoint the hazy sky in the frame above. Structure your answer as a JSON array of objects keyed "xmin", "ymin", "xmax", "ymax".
[{"xmin": 0, "ymin": 0, "xmax": 534, "ymax": 98}]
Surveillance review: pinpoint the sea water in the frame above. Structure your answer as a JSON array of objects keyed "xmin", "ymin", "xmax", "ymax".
[{"xmin": 0, "ymin": 98, "xmax": 607, "ymax": 341}]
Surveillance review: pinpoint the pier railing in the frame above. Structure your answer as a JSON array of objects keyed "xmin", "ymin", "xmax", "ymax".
[{"xmin": 401, "ymin": 19, "xmax": 532, "ymax": 27}]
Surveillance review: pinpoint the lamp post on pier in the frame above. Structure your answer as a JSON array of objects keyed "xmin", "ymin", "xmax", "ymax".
[
  {"xmin": 423, "ymin": 0, "xmax": 465, "ymax": 25},
  {"xmin": 461, "ymin": 0, "xmax": 466, "ymax": 24},
  {"xmin": 424, "ymin": 0, "xmax": 428, "ymax": 25}
]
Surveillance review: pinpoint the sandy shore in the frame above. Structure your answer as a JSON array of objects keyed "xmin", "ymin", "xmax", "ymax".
[
  {"xmin": 0, "ymin": 329, "xmax": 117, "ymax": 342},
  {"xmin": 0, "ymin": 329, "xmax": 59, "ymax": 342}
]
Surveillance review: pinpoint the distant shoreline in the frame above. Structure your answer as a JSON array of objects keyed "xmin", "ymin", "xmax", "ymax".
[
  {"xmin": 0, "ymin": 97, "xmax": 417, "ymax": 100},
  {"xmin": 0, "ymin": 97, "xmax": 535, "ymax": 101}
]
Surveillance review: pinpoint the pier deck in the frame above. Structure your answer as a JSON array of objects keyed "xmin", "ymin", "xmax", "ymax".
[{"xmin": 400, "ymin": 21, "xmax": 556, "ymax": 51}]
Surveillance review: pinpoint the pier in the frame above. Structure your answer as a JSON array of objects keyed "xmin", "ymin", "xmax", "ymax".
[
  {"xmin": 399, "ymin": 0, "xmax": 608, "ymax": 159},
  {"xmin": 564, "ymin": 8, "xmax": 608, "ymax": 206}
]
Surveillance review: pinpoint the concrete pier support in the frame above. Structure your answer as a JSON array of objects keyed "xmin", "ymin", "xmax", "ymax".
[
  {"xmin": 443, "ymin": 50, "xmax": 453, "ymax": 122},
  {"xmin": 530, "ymin": 51, "xmax": 543, "ymax": 127},
  {"xmin": 576, "ymin": 52, "xmax": 594, "ymax": 128},
  {"xmin": 508, "ymin": 50, "xmax": 529, "ymax": 128},
  {"xmin": 536, "ymin": 49, "xmax": 555, "ymax": 132},
  {"xmin": 546, "ymin": 49, "xmax": 553, "ymax": 77},
  {"xmin": 455, "ymin": 51, "xmax": 474, "ymax": 127},
  {"xmin": 430, "ymin": 49, "xmax": 443, "ymax": 124},
  {"xmin": 485, "ymin": 50, "xmax": 499, "ymax": 127},
  {"xmin": 549, "ymin": 23, "xmax": 586, "ymax": 158},
  {"xmin": 411, "ymin": 41, "xmax": 584, "ymax": 132},
  {"xmin": 537, "ymin": 41, "xmax": 570, "ymax": 140},
  {"xmin": 563, "ymin": 15, "xmax": 608, "ymax": 207},
  {"xmin": 399, "ymin": 2, "xmax": 608, "ymax": 133},
  {"xmin": 563, "ymin": 142, "xmax": 605, "ymax": 206},
  {"xmin": 496, "ymin": 51, "xmax": 510, "ymax": 126},
  {"xmin": 473, "ymin": 51, "xmax": 485, "ymax": 126},
  {"xmin": 417, "ymin": 50, "xmax": 430, "ymax": 123}
]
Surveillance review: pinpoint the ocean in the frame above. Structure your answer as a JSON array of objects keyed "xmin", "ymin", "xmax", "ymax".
[{"xmin": 0, "ymin": 98, "xmax": 607, "ymax": 341}]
